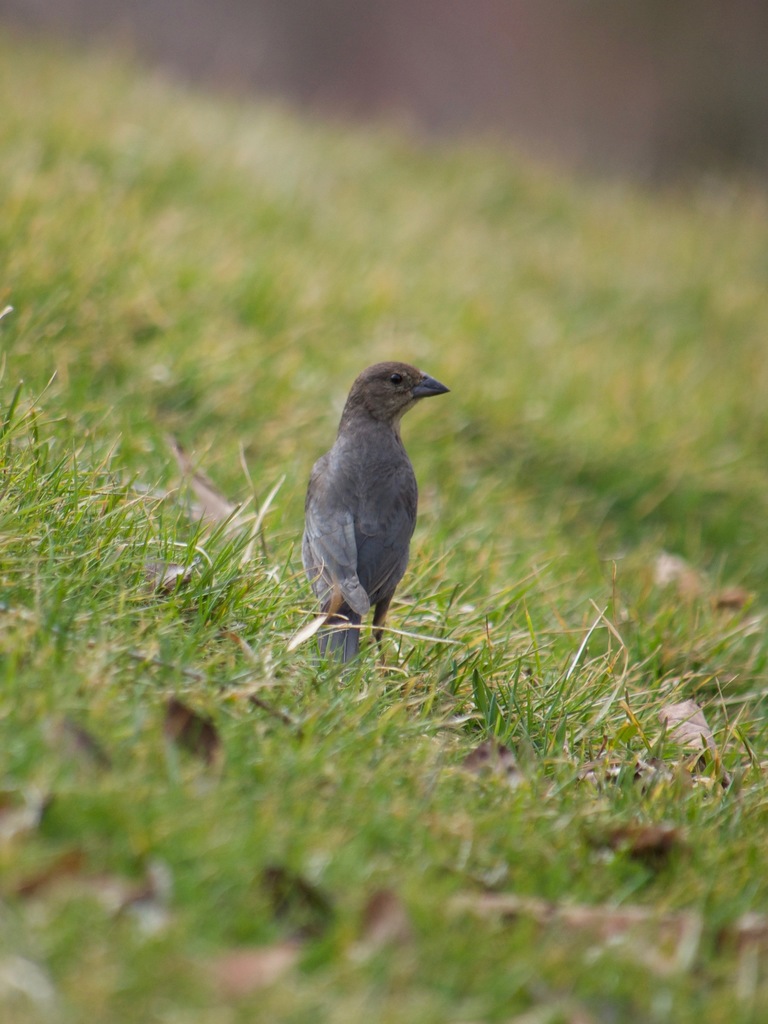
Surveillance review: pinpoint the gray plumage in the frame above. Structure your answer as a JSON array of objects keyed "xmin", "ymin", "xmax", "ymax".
[{"xmin": 302, "ymin": 361, "xmax": 449, "ymax": 660}]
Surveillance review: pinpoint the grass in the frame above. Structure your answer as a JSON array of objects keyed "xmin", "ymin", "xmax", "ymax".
[{"xmin": 2, "ymin": 31, "xmax": 768, "ymax": 1023}]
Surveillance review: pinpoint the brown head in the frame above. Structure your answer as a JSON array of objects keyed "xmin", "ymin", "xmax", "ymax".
[{"xmin": 339, "ymin": 361, "xmax": 449, "ymax": 429}]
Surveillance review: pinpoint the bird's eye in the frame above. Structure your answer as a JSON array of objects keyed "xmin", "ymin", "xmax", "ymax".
[{"xmin": 390, "ymin": 372, "xmax": 403, "ymax": 385}]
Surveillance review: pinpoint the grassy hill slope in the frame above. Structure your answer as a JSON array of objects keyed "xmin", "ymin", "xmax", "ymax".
[{"xmin": 2, "ymin": 34, "xmax": 768, "ymax": 1023}]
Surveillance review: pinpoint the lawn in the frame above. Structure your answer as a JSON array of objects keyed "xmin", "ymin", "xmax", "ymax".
[{"xmin": 2, "ymin": 31, "xmax": 768, "ymax": 1023}]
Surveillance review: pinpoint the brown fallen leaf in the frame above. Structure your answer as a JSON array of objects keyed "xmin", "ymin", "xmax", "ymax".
[
  {"xmin": 209, "ymin": 940, "xmax": 302, "ymax": 998},
  {"xmin": 593, "ymin": 822, "xmax": 684, "ymax": 866},
  {"xmin": 169, "ymin": 436, "xmax": 241, "ymax": 527},
  {"xmin": 261, "ymin": 865, "xmax": 334, "ymax": 938},
  {"xmin": 714, "ymin": 587, "xmax": 751, "ymax": 612},
  {"xmin": 658, "ymin": 700, "xmax": 717, "ymax": 759},
  {"xmin": 352, "ymin": 889, "xmax": 412, "ymax": 960},
  {"xmin": 144, "ymin": 560, "xmax": 194, "ymax": 594},
  {"xmin": 163, "ymin": 698, "xmax": 222, "ymax": 766},
  {"xmin": 461, "ymin": 739, "xmax": 521, "ymax": 787},
  {"xmin": 453, "ymin": 892, "xmax": 702, "ymax": 975}
]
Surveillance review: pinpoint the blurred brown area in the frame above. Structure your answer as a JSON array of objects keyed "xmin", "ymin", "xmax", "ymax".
[{"xmin": 3, "ymin": 0, "xmax": 768, "ymax": 178}]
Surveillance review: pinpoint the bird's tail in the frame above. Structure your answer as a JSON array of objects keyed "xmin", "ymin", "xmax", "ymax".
[{"xmin": 319, "ymin": 610, "xmax": 362, "ymax": 662}]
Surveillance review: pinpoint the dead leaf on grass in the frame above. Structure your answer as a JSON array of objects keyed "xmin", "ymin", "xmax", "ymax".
[
  {"xmin": 653, "ymin": 552, "xmax": 705, "ymax": 600},
  {"xmin": 714, "ymin": 587, "xmax": 751, "ymax": 612},
  {"xmin": 593, "ymin": 822, "xmax": 684, "ymax": 866},
  {"xmin": 352, "ymin": 889, "xmax": 412, "ymax": 960},
  {"xmin": 144, "ymin": 559, "xmax": 195, "ymax": 594},
  {"xmin": 261, "ymin": 865, "xmax": 334, "ymax": 938},
  {"xmin": 659, "ymin": 700, "xmax": 717, "ymax": 759},
  {"xmin": 209, "ymin": 940, "xmax": 302, "ymax": 997},
  {"xmin": 461, "ymin": 739, "xmax": 522, "ymax": 788},
  {"xmin": 169, "ymin": 436, "xmax": 240, "ymax": 527},
  {"xmin": 163, "ymin": 697, "xmax": 222, "ymax": 766},
  {"xmin": 453, "ymin": 891, "xmax": 702, "ymax": 975}
]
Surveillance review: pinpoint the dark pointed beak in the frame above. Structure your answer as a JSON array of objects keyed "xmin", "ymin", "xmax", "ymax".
[{"xmin": 412, "ymin": 373, "xmax": 450, "ymax": 399}]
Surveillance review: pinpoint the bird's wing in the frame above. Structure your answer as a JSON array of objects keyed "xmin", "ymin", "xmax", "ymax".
[{"xmin": 303, "ymin": 462, "xmax": 371, "ymax": 618}]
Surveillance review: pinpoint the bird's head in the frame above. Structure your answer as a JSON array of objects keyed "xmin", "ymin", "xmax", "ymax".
[{"xmin": 342, "ymin": 361, "xmax": 449, "ymax": 427}]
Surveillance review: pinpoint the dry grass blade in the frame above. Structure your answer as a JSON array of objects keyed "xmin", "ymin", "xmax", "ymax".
[
  {"xmin": 287, "ymin": 613, "xmax": 330, "ymax": 652},
  {"xmin": 372, "ymin": 623, "xmax": 462, "ymax": 646},
  {"xmin": 252, "ymin": 474, "xmax": 284, "ymax": 535},
  {"xmin": 566, "ymin": 605, "xmax": 607, "ymax": 681},
  {"xmin": 169, "ymin": 436, "xmax": 239, "ymax": 526},
  {"xmin": 240, "ymin": 473, "xmax": 286, "ymax": 562}
]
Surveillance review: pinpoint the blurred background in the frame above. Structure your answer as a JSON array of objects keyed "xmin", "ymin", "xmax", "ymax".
[{"xmin": 3, "ymin": 0, "xmax": 768, "ymax": 179}]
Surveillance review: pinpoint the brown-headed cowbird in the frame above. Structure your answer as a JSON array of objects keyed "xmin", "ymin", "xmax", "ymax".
[{"xmin": 302, "ymin": 361, "xmax": 449, "ymax": 661}]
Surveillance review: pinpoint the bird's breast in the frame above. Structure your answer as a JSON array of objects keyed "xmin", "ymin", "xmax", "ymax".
[{"xmin": 328, "ymin": 433, "xmax": 417, "ymax": 535}]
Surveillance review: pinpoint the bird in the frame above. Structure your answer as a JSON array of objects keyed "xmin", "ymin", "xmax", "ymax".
[{"xmin": 302, "ymin": 361, "xmax": 449, "ymax": 661}]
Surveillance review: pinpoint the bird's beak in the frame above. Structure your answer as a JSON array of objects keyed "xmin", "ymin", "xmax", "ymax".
[{"xmin": 412, "ymin": 373, "xmax": 450, "ymax": 399}]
